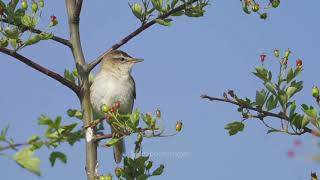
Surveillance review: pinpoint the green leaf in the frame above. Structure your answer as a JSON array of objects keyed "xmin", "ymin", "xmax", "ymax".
[
  {"xmin": 267, "ymin": 129, "xmax": 283, "ymax": 134},
  {"xmin": 171, "ymin": 0, "xmax": 179, "ymax": 8},
  {"xmin": 255, "ymin": 89, "xmax": 267, "ymax": 107},
  {"xmin": 38, "ymin": 115, "xmax": 52, "ymax": 125},
  {"xmin": 151, "ymin": 0, "xmax": 163, "ymax": 11},
  {"xmin": 64, "ymin": 69, "xmax": 76, "ymax": 83},
  {"xmin": 302, "ymin": 105, "xmax": 318, "ymax": 119},
  {"xmin": 9, "ymin": 38, "xmax": 17, "ymax": 48},
  {"xmin": 24, "ymin": 34, "xmax": 41, "ymax": 46},
  {"xmin": 49, "ymin": 151, "xmax": 67, "ymax": 166},
  {"xmin": 27, "ymin": 135, "xmax": 40, "ymax": 144},
  {"xmin": 130, "ymin": 109, "xmax": 140, "ymax": 128},
  {"xmin": 13, "ymin": 148, "xmax": 41, "ymax": 176},
  {"xmin": 264, "ymin": 81, "xmax": 277, "ymax": 95},
  {"xmin": 105, "ymin": 138, "xmax": 120, "ymax": 147},
  {"xmin": 243, "ymin": 5, "xmax": 251, "ymax": 14},
  {"xmin": 3, "ymin": 27, "xmax": 19, "ymax": 39},
  {"xmin": 52, "ymin": 116, "xmax": 62, "ymax": 129},
  {"xmin": 266, "ymin": 95, "xmax": 277, "ymax": 111},
  {"xmin": 301, "ymin": 114, "xmax": 310, "ymax": 128},
  {"xmin": 0, "ymin": 125, "xmax": 9, "ymax": 141},
  {"xmin": 137, "ymin": 174, "xmax": 148, "ymax": 180},
  {"xmin": 155, "ymin": 18, "xmax": 172, "ymax": 26},
  {"xmin": 131, "ymin": 3, "xmax": 143, "ymax": 19},
  {"xmin": 286, "ymin": 86, "xmax": 298, "ymax": 99},
  {"xmin": 152, "ymin": 164, "xmax": 164, "ymax": 176},
  {"xmin": 224, "ymin": 121, "xmax": 245, "ymax": 136},
  {"xmin": 21, "ymin": 15, "xmax": 38, "ymax": 28},
  {"xmin": 39, "ymin": 33, "xmax": 53, "ymax": 40},
  {"xmin": 253, "ymin": 66, "xmax": 269, "ymax": 82},
  {"xmin": 278, "ymin": 90, "xmax": 288, "ymax": 107},
  {"xmin": 286, "ymin": 68, "xmax": 294, "ymax": 83},
  {"xmin": 289, "ymin": 101, "xmax": 296, "ymax": 119}
]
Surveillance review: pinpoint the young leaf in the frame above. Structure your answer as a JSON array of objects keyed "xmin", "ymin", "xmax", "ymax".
[
  {"xmin": 264, "ymin": 81, "xmax": 277, "ymax": 95},
  {"xmin": 255, "ymin": 89, "xmax": 267, "ymax": 107},
  {"xmin": 49, "ymin": 151, "xmax": 67, "ymax": 166},
  {"xmin": 253, "ymin": 66, "xmax": 269, "ymax": 82},
  {"xmin": 224, "ymin": 121, "xmax": 245, "ymax": 136},
  {"xmin": 266, "ymin": 95, "xmax": 277, "ymax": 111},
  {"xmin": 105, "ymin": 138, "xmax": 120, "ymax": 147},
  {"xmin": 155, "ymin": 19, "xmax": 172, "ymax": 26},
  {"xmin": 13, "ymin": 148, "xmax": 41, "ymax": 176},
  {"xmin": 152, "ymin": 164, "xmax": 164, "ymax": 176}
]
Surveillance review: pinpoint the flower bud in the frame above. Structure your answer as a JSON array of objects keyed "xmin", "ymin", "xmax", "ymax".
[
  {"xmin": 282, "ymin": 57, "xmax": 288, "ymax": 66},
  {"xmin": 260, "ymin": 54, "xmax": 266, "ymax": 63},
  {"xmin": 175, "ymin": 121, "xmax": 183, "ymax": 132},
  {"xmin": 284, "ymin": 48, "xmax": 291, "ymax": 59},
  {"xmin": 114, "ymin": 167, "xmax": 123, "ymax": 177},
  {"xmin": 21, "ymin": 0, "xmax": 28, "ymax": 10},
  {"xmin": 252, "ymin": 4, "xmax": 259, "ymax": 12},
  {"xmin": 274, "ymin": 49, "xmax": 280, "ymax": 58},
  {"xmin": 50, "ymin": 15, "xmax": 58, "ymax": 27},
  {"xmin": 296, "ymin": 59, "xmax": 302, "ymax": 69},
  {"xmin": 156, "ymin": 109, "xmax": 161, "ymax": 118},
  {"xmin": 39, "ymin": 0, "xmax": 44, "ymax": 8},
  {"xmin": 312, "ymin": 86, "xmax": 319, "ymax": 99},
  {"xmin": 272, "ymin": 0, "xmax": 280, "ymax": 8},
  {"xmin": 31, "ymin": 2, "xmax": 38, "ymax": 13},
  {"xmin": 131, "ymin": 3, "xmax": 143, "ymax": 19},
  {"xmin": 105, "ymin": 175, "xmax": 112, "ymax": 180},
  {"xmin": 101, "ymin": 104, "xmax": 110, "ymax": 113},
  {"xmin": 146, "ymin": 112, "xmax": 152, "ymax": 117},
  {"xmin": 260, "ymin": 13, "xmax": 267, "ymax": 20}
]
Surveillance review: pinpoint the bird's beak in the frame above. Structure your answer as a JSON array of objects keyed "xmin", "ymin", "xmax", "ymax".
[{"xmin": 129, "ymin": 58, "xmax": 144, "ymax": 63}]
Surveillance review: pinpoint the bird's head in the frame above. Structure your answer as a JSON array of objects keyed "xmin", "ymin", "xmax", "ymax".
[{"xmin": 101, "ymin": 50, "xmax": 143, "ymax": 76}]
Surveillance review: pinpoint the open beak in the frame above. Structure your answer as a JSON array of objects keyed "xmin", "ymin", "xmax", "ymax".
[{"xmin": 129, "ymin": 58, "xmax": 144, "ymax": 63}]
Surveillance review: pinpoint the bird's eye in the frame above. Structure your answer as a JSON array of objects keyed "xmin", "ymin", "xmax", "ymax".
[{"xmin": 120, "ymin": 57, "xmax": 125, "ymax": 61}]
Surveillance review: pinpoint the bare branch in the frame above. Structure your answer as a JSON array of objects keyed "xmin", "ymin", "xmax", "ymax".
[
  {"xmin": 87, "ymin": 0, "xmax": 201, "ymax": 72},
  {"xmin": 0, "ymin": 47, "xmax": 80, "ymax": 96},
  {"xmin": 1, "ymin": 19, "xmax": 72, "ymax": 48},
  {"xmin": 200, "ymin": 94, "xmax": 316, "ymax": 136}
]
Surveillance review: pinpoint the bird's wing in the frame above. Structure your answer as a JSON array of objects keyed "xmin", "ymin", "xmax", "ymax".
[{"xmin": 130, "ymin": 75, "xmax": 136, "ymax": 99}]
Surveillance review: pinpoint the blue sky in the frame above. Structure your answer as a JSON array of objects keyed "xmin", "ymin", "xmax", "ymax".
[{"xmin": 1, "ymin": 0, "xmax": 320, "ymax": 179}]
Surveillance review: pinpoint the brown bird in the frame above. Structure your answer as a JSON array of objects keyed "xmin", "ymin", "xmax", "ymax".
[{"xmin": 90, "ymin": 50, "xmax": 143, "ymax": 163}]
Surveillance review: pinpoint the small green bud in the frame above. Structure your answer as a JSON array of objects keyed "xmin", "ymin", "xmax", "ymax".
[
  {"xmin": 260, "ymin": 13, "xmax": 267, "ymax": 20},
  {"xmin": 101, "ymin": 104, "xmax": 110, "ymax": 113},
  {"xmin": 272, "ymin": 0, "xmax": 280, "ymax": 8},
  {"xmin": 0, "ymin": 39, "xmax": 8, "ymax": 48},
  {"xmin": 252, "ymin": 4, "xmax": 260, "ymax": 12},
  {"xmin": 105, "ymin": 175, "xmax": 112, "ymax": 180},
  {"xmin": 274, "ymin": 49, "xmax": 280, "ymax": 58},
  {"xmin": 21, "ymin": 0, "xmax": 28, "ymax": 10},
  {"xmin": 284, "ymin": 48, "xmax": 291, "ymax": 59},
  {"xmin": 114, "ymin": 167, "xmax": 122, "ymax": 177},
  {"xmin": 312, "ymin": 86, "xmax": 319, "ymax": 98},
  {"xmin": 175, "ymin": 121, "xmax": 183, "ymax": 132},
  {"xmin": 146, "ymin": 161, "xmax": 153, "ymax": 170},
  {"xmin": 131, "ymin": 3, "xmax": 143, "ymax": 19},
  {"xmin": 31, "ymin": 2, "xmax": 38, "ymax": 13},
  {"xmin": 39, "ymin": 0, "xmax": 44, "ymax": 8}
]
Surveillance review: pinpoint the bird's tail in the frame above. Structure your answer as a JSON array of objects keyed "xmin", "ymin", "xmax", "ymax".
[{"xmin": 111, "ymin": 127, "xmax": 125, "ymax": 164}]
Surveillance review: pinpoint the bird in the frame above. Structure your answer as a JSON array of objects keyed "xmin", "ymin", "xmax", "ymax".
[{"xmin": 90, "ymin": 50, "xmax": 143, "ymax": 163}]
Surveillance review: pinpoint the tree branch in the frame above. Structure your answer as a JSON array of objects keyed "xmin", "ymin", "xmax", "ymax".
[
  {"xmin": 75, "ymin": 0, "xmax": 83, "ymax": 17},
  {"xmin": 87, "ymin": 0, "xmax": 201, "ymax": 72},
  {"xmin": 0, "ymin": 47, "xmax": 80, "ymax": 96},
  {"xmin": 200, "ymin": 94, "xmax": 317, "ymax": 136},
  {"xmin": 1, "ymin": 19, "xmax": 72, "ymax": 48}
]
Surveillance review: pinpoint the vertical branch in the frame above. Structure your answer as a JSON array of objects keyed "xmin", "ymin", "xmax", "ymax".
[{"xmin": 65, "ymin": 1, "xmax": 97, "ymax": 180}]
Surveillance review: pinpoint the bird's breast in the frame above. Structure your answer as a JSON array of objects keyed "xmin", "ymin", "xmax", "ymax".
[{"xmin": 90, "ymin": 73, "xmax": 135, "ymax": 115}]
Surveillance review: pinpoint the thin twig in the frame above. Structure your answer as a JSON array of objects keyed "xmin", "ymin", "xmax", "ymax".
[
  {"xmin": 201, "ymin": 94, "xmax": 314, "ymax": 135},
  {"xmin": 0, "ymin": 19, "xmax": 72, "ymax": 48},
  {"xmin": 0, "ymin": 47, "xmax": 80, "ymax": 96},
  {"xmin": 87, "ymin": 0, "xmax": 201, "ymax": 72},
  {"xmin": 75, "ymin": 0, "xmax": 83, "ymax": 17}
]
